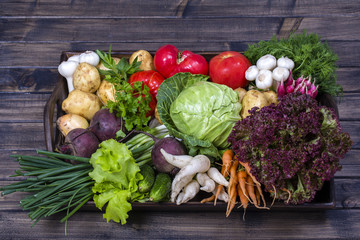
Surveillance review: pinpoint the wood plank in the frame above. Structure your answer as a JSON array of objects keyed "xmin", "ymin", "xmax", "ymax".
[
  {"xmin": 297, "ymin": 17, "xmax": 360, "ymax": 40},
  {"xmin": 0, "ymin": 0, "xmax": 184, "ymax": 17},
  {"xmin": 186, "ymin": 0, "xmax": 360, "ymax": 17},
  {"xmin": 0, "ymin": 205, "xmax": 360, "ymax": 239},
  {"xmin": 0, "ymin": 93, "xmax": 50, "ymax": 122},
  {"xmin": 336, "ymin": 93, "xmax": 360, "ymax": 120},
  {"xmin": 0, "ymin": 68, "xmax": 58, "ymax": 92},
  {"xmin": 0, "ymin": 18, "xmax": 283, "ymax": 42},
  {"xmin": 0, "ymin": 123, "xmax": 46, "ymax": 150},
  {"xmin": 2, "ymin": 17, "xmax": 360, "ymax": 43},
  {"xmin": 2, "ymin": 0, "xmax": 359, "ymax": 17},
  {"xmin": 335, "ymin": 163, "xmax": 360, "ymax": 178},
  {"xmin": 335, "ymin": 178, "xmax": 360, "ymax": 209},
  {"xmin": 336, "ymin": 68, "xmax": 360, "ymax": 92},
  {"xmin": 340, "ymin": 149, "xmax": 360, "ymax": 165},
  {"xmin": 0, "ymin": 19, "xmax": 359, "ymax": 45}
]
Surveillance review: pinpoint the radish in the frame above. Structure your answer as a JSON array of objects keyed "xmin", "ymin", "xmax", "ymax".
[
  {"xmin": 196, "ymin": 172, "xmax": 216, "ymax": 193},
  {"xmin": 170, "ymin": 154, "xmax": 211, "ymax": 202}
]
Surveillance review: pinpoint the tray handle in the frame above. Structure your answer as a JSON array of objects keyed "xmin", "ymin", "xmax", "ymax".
[{"xmin": 43, "ymin": 53, "xmax": 69, "ymax": 152}]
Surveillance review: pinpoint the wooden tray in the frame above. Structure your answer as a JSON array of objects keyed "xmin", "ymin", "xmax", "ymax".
[{"xmin": 44, "ymin": 51, "xmax": 337, "ymax": 211}]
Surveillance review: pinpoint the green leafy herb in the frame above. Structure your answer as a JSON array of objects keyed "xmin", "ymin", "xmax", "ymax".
[
  {"xmin": 244, "ymin": 31, "xmax": 342, "ymax": 96},
  {"xmin": 96, "ymin": 47, "xmax": 151, "ymax": 133}
]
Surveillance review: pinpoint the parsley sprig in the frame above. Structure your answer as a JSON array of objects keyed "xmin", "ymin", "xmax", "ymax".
[{"xmin": 96, "ymin": 47, "xmax": 152, "ymax": 137}]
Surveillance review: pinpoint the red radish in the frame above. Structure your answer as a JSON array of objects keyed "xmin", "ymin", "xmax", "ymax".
[
  {"xmin": 285, "ymin": 71, "xmax": 294, "ymax": 87},
  {"xmin": 286, "ymin": 80, "xmax": 295, "ymax": 94},
  {"xmin": 277, "ymin": 79, "xmax": 286, "ymax": 97},
  {"xmin": 296, "ymin": 76, "xmax": 305, "ymax": 86}
]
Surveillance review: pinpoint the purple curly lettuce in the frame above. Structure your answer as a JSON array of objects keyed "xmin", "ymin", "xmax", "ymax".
[{"xmin": 228, "ymin": 93, "xmax": 352, "ymax": 204}]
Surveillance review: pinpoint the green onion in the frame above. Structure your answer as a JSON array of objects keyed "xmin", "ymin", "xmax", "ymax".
[{"xmin": 0, "ymin": 150, "xmax": 93, "ymax": 228}]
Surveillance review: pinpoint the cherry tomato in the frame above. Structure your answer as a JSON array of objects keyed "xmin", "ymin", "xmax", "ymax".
[
  {"xmin": 129, "ymin": 70, "xmax": 165, "ymax": 98},
  {"xmin": 209, "ymin": 51, "xmax": 252, "ymax": 89},
  {"xmin": 154, "ymin": 45, "xmax": 208, "ymax": 78}
]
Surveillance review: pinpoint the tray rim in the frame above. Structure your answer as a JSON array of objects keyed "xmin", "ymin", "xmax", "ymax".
[{"xmin": 43, "ymin": 50, "xmax": 337, "ymax": 211}]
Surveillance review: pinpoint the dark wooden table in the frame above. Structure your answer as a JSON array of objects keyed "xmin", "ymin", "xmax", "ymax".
[{"xmin": 1, "ymin": 1, "xmax": 359, "ymax": 239}]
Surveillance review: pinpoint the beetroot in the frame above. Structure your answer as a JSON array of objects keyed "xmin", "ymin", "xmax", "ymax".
[
  {"xmin": 151, "ymin": 137, "xmax": 187, "ymax": 174},
  {"xmin": 59, "ymin": 128, "xmax": 99, "ymax": 159},
  {"xmin": 89, "ymin": 109, "xmax": 126, "ymax": 142}
]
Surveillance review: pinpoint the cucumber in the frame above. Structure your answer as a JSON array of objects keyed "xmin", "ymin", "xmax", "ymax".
[
  {"xmin": 138, "ymin": 164, "xmax": 155, "ymax": 193},
  {"xmin": 149, "ymin": 173, "xmax": 172, "ymax": 202}
]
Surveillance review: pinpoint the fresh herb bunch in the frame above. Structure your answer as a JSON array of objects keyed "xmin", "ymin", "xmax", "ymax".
[
  {"xmin": 228, "ymin": 93, "xmax": 352, "ymax": 204},
  {"xmin": 244, "ymin": 32, "xmax": 342, "ymax": 96},
  {"xmin": 96, "ymin": 47, "xmax": 152, "ymax": 136}
]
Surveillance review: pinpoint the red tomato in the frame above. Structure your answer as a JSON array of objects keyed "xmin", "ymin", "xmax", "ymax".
[
  {"xmin": 209, "ymin": 51, "xmax": 252, "ymax": 89},
  {"xmin": 129, "ymin": 70, "xmax": 165, "ymax": 98},
  {"xmin": 154, "ymin": 45, "xmax": 208, "ymax": 78}
]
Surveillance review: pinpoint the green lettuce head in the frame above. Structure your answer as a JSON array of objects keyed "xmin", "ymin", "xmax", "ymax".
[{"xmin": 156, "ymin": 72, "xmax": 241, "ymax": 158}]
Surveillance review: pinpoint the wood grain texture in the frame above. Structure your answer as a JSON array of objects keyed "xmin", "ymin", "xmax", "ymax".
[
  {"xmin": 0, "ymin": 93, "xmax": 49, "ymax": 121},
  {"xmin": 2, "ymin": 17, "xmax": 360, "ymax": 42},
  {"xmin": 0, "ymin": 0, "xmax": 184, "ymax": 17},
  {"xmin": 2, "ymin": 0, "xmax": 359, "ymax": 17},
  {"xmin": 0, "ymin": 0, "xmax": 359, "ymax": 239},
  {"xmin": 0, "ymin": 18, "xmax": 283, "ymax": 42},
  {"xmin": 0, "ymin": 207, "xmax": 360, "ymax": 239}
]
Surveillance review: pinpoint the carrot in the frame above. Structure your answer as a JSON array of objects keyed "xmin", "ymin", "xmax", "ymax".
[
  {"xmin": 214, "ymin": 149, "xmax": 233, "ymax": 205},
  {"xmin": 246, "ymin": 174, "xmax": 258, "ymax": 206},
  {"xmin": 226, "ymin": 160, "xmax": 239, "ymax": 217},
  {"xmin": 237, "ymin": 169, "xmax": 251, "ymax": 202},
  {"xmin": 200, "ymin": 194, "xmax": 215, "ymax": 203},
  {"xmin": 237, "ymin": 182, "xmax": 248, "ymax": 221},
  {"xmin": 237, "ymin": 170, "xmax": 249, "ymax": 207},
  {"xmin": 246, "ymin": 174, "xmax": 269, "ymax": 209},
  {"xmin": 239, "ymin": 161, "xmax": 267, "ymax": 207},
  {"xmin": 239, "ymin": 161, "xmax": 261, "ymax": 185}
]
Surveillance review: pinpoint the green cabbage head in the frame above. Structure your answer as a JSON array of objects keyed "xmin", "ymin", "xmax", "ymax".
[{"xmin": 170, "ymin": 81, "xmax": 241, "ymax": 149}]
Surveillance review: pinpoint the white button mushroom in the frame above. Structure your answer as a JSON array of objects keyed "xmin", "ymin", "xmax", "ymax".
[
  {"xmin": 255, "ymin": 69, "xmax": 273, "ymax": 90},
  {"xmin": 245, "ymin": 65, "xmax": 259, "ymax": 81},
  {"xmin": 272, "ymin": 66, "xmax": 290, "ymax": 82},
  {"xmin": 67, "ymin": 54, "xmax": 80, "ymax": 63},
  {"xmin": 79, "ymin": 51, "xmax": 100, "ymax": 66},
  {"xmin": 58, "ymin": 60, "xmax": 79, "ymax": 93},
  {"xmin": 256, "ymin": 54, "xmax": 277, "ymax": 70},
  {"xmin": 277, "ymin": 56, "xmax": 295, "ymax": 70}
]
